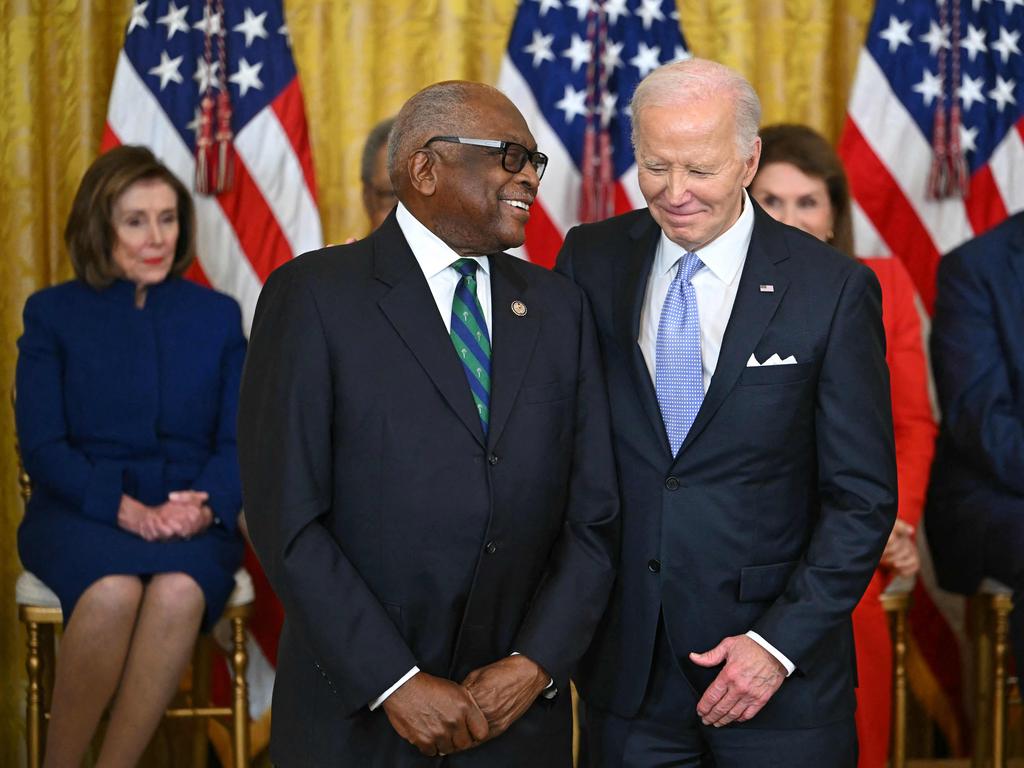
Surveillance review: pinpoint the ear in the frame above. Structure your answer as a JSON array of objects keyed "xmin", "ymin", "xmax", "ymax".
[
  {"xmin": 741, "ymin": 136, "xmax": 761, "ymax": 188},
  {"xmin": 407, "ymin": 149, "xmax": 438, "ymax": 197}
]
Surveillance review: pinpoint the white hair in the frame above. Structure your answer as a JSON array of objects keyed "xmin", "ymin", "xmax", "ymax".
[{"xmin": 630, "ymin": 58, "xmax": 762, "ymax": 157}]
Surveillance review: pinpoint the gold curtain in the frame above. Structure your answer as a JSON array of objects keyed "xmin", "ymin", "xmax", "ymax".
[{"xmin": 0, "ymin": 0, "xmax": 873, "ymax": 762}]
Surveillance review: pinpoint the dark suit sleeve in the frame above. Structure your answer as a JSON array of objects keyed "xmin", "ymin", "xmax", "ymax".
[
  {"xmin": 511, "ymin": 284, "xmax": 620, "ymax": 689},
  {"xmin": 238, "ymin": 265, "xmax": 418, "ymax": 715},
  {"xmin": 931, "ymin": 248, "xmax": 1024, "ymax": 495},
  {"xmin": 752, "ymin": 265, "xmax": 897, "ymax": 669}
]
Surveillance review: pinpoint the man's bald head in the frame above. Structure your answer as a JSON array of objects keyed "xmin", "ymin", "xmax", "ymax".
[
  {"xmin": 385, "ymin": 80, "xmax": 541, "ymax": 258},
  {"xmin": 387, "ymin": 81, "xmax": 514, "ymax": 194}
]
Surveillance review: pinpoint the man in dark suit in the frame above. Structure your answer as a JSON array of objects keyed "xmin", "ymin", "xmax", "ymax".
[
  {"xmin": 556, "ymin": 58, "xmax": 897, "ymax": 766},
  {"xmin": 238, "ymin": 81, "xmax": 618, "ymax": 766},
  {"xmin": 927, "ymin": 211, "xmax": 1024, "ymax": 674}
]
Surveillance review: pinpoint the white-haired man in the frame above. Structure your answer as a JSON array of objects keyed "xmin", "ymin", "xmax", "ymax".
[{"xmin": 557, "ymin": 58, "xmax": 897, "ymax": 765}]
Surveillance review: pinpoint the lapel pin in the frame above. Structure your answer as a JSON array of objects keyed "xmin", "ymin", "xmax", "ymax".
[
  {"xmin": 759, "ymin": 284, "xmax": 775, "ymax": 293},
  {"xmin": 511, "ymin": 300, "xmax": 528, "ymax": 317}
]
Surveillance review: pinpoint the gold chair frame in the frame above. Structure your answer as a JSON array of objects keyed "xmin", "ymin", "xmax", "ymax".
[
  {"xmin": 881, "ymin": 573, "xmax": 914, "ymax": 768},
  {"xmin": 972, "ymin": 578, "xmax": 1014, "ymax": 768}
]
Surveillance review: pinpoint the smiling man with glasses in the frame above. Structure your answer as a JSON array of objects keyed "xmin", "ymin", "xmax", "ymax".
[{"xmin": 239, "ymin": 80, "xmax": 619, "ymax": 768}]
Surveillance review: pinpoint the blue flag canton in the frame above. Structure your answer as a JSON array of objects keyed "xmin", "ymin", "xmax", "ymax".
[
  {"xmin": 507, "ymin": 0, "xmax": 688, "ymax": 178},
  {"xmin": 122, "ymin": 0, "xmax": 296, "ymax": 151},
  {"xmin": 866, "ymin": 0, "xmax": 1024, "ymax": 172}
]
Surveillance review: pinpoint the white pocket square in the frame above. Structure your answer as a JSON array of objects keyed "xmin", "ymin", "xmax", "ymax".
[{"xmin": 746, "ymin": 353, "xmax": 798, "ymax": 367}]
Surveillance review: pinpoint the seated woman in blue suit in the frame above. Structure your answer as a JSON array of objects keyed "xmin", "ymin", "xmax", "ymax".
[{"xmin": 15, "ymin": 145, "xmax": 245, "ymax": 767}]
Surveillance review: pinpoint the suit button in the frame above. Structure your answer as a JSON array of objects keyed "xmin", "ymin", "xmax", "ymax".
[
  {"xmin": 485, "ymin": 541, "xmax": 497, "ymax": 554},
  {"xmin": 665, "ymin": 476, "xmax": 680, "ymax": 490},
  {"xmin": 488, "ymin": 453, "xmax": 500, "ymax": 466},
  {"xmin": 648, "ymin": 559, "xmax": 661, "ymax": 573}
]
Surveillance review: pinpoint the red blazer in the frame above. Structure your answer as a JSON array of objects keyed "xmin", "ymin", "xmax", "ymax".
[{"xmin": 860, "ymin": 256, "xmax": 936, "ymax": 528}]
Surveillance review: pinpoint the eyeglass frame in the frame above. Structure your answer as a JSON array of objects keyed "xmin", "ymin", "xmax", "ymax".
[{"xmin": 423, "ymin": 136, "xmax": 548, "ymax": 180}]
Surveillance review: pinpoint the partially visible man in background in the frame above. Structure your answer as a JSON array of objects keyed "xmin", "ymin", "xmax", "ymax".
[
  {"xmin": 361, "ymin": 115, "xmax": 397, "ymax": 231},
  {"xmin": 927, "ymin": 211, "xmax": 1024, "ymax": 681}
]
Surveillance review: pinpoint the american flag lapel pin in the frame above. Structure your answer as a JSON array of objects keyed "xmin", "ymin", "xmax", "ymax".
[{"xmin": 759, "ymin": 284, "xmax": 775, "ymax": 293}]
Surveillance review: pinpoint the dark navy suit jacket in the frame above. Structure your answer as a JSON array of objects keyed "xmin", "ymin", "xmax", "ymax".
[
  {"xmin": 927, "ymin": 212, "xmax": 1024, "ymax": 594},
  {"xmin": 238, "ymin": 212, "xmax": 619, "ymax": 766},
  {"xmin": 557, "ymin": 203, "xmax": 897, "ymax": 729}
]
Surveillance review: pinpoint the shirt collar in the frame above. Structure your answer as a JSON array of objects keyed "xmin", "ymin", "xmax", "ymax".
[
  {"xmin": 395, "ymin": 202, "xmax": 490, "ymax": 280},
  {"xmin": 653, "ymin": 189, "xmax": 754, "ymax": 286}
]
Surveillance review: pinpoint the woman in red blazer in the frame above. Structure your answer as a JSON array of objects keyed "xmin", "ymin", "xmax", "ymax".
[{"xmin": 750, "ymin": 124, "xmax": 937, "ymax": 768}]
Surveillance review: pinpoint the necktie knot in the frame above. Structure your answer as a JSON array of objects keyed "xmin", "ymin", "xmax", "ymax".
[
  {"xmin": 451, "ymin": 258, "xmax": 478, "ymax": 278},
  {"xmin": 674, "ymin": 251, "xmax": 703, "ymax": 285}
]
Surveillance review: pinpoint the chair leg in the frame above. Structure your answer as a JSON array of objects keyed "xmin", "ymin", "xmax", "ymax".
[
  {"xmin": 974, "ymin": 595, "xmax": 993, "ymax": 768},
  {"xmin": 191, "ymin": 634, "xmax": 213, "ymax": 768},
  {"xmin": 992, "ymin": 594, "xmax": 1012, "ymax": 768},
  {"xmin": 40, "ymin": 623, "xmax": 55, "ymax": 752},
  {"xmin": 891, "ymin": 604, "xmax": 909, "ymax": 768},
  {"xmin": 24, "ymin": 619, "xmax": 43, "ymax": 768},
  {"xmin": 230, "ymin": 616, "xmax": 250, "ymax": 767}
]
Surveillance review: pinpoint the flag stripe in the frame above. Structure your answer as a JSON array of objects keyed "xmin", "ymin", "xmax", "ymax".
[
  {"xmin": 990, "ymin": 121, "xmax": 1024, "ymax": 213},
  {"xmin": 235, "ymin": 106, "xmax": 322, "ymax": 259},
  {"xmin": 214, "ymin": 152, "xmax": 296, "ymax": 283},
  {"xmin": 965, "ymin": 165, "xmax": 1009, "ymax": 236},
  {"xmin": 839, "ymin": 117, "xmax": 942, "ymax": 310},
  {"xmin": 846, "ymin": 50, "xmax": 974, "ymax": 256},
  {"xmin": 271, "ymin": 79, "xmax": 319, "ymax": 203},
  {"xmin": 522, "ymin": 202, "xmax": 564, "ymax": 269},
  {"xmin": 499, "ymin": 55, "xmax": 582, "ymax": 239}
]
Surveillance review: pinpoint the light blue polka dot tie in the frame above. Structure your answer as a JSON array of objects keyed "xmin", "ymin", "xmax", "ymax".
[{"xmin": 656, "ymin": 251, "xmax": 704, "ymax": 456}]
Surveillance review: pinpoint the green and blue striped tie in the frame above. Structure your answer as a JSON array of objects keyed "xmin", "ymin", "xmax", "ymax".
[{"xmin": 450, "ymin": 258, "xmax": 491, "ymax": 434}]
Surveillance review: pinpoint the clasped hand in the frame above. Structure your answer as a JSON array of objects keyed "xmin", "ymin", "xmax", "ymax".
[
  {"xmin": 382, "ymin": 655, "xmax": 549, "ymax": 757},
  {"xmin": 117, "ymin": 490, "xmax": 213, "ymax": 541}
]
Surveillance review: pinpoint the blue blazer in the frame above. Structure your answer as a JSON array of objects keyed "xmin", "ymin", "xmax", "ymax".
[
  {"xmin": 556, "ymin": 203, "xmax": 897, "ymax": 729},
  {"xmin": 927, "ymin": 212, "xmax": 1024, "ymax": 593},
  {"xmin": 16, "ymin": 278, "xmax": 245, "ymax": 627},
  {"xmin": 238, "ymin": 211, "xmax": 620, "ymax": 767}
]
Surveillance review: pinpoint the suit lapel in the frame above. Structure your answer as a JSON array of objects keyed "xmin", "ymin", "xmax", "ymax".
[
  {"xmin": 614, "ymin": 212, "xmax": 672, "ymax": 457},
  {"xmin": 374, "ymin": 216, "xmax": 487, "ymax": 448},
  {"xmin": 674, "ymin": 206, "xmax": 789, "ymax": 460},
  {"xmin": 487, "ymin": 255, "xmax": 539, "ymax": 449}
]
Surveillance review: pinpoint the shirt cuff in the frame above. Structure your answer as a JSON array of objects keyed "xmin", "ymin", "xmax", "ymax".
[
  {"xmin": 369, "ymin": 666, "xmax": 420, "ymax": 711},
  {"xmin": 746, "ymin": 631, "xmax": 795, "ymax": 676},
  {"xmin": 511, "ymin": 650, "xmax": 556, "ymax": 697}
]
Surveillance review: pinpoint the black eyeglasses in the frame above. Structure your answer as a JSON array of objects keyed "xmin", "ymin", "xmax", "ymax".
[{"xmin": 424, "ymin": 136, "xmax": 548, "ymax": 180}]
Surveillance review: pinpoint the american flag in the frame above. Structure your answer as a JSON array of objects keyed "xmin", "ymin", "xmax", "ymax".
[
  {"xmin": 101, "ymin": 0, "xmax": 322, "ymax": 332},
  {"xmin": 840, "ymin": 0, "xmax": 1024, "ymax": 311},
  {"xmin": 839, "ymin": 0, "xmax": 1024, "ymax": 754},
  {"xmin": 497, "ymin": 0, "xmax": 689, "ymax": 267},
  {"xmin": 100, "ymin": 0, "xmax": 317, "ymax": 757}
]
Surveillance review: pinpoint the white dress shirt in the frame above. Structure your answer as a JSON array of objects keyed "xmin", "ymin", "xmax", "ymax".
[
  {"xmin": 395, "ymin": 202, "xmax": 493, "ymax": 333},
  {"xmin": 368, "ymin": 203, "xmax": 494, "ymax": 711},
  {"xmin": 637, "ymin": 191, "xmax": 795, "ymax": 677}
]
